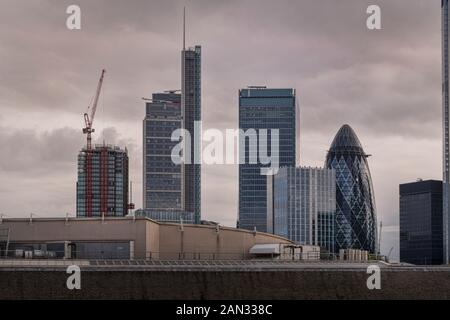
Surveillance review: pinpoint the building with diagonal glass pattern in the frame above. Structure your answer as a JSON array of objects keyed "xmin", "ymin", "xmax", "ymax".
[{"xmin": 325, "ymin": 124, "xmax": 377, "ymax": 253}]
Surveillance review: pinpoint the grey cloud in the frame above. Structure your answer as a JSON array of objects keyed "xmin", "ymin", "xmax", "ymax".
[
  {"xmin": 0, "ymin": 125, "xmax": 139, "ymax": 175},
  {"xmin": 0, "ymin": 126, "xmax": 83, "ymax": 174},
  {"xmin": 0, "ymin": 0, "xmax": 441, "ymax": 139},
  {"xmin": 0, "ymin": 125, "xmax": 142, "ymax": 216}
]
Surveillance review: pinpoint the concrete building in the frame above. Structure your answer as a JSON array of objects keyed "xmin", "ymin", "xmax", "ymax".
[
  {"xmin": 76, "ymin": 144, "xmax": 129, "ymax": 217},
  {"xmin": 400, "ymin": 180, "xmax": 443, "ymax": 265},
  {"xmin": 267, "ymin": 167, "xmax": 336, "ymax": 253},
  {"xmin": 0, "ymin": 217, "xmax": 292, "ymax": 260},
  {"xmin": 238, "ymin": 87, "xmax": 297, "ymax": 233}
]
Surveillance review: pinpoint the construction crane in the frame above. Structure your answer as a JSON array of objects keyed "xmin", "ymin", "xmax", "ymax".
[
  {"xmin": 82, "ymin": 69, "xmax": 106, "ymax": 217},
  {"xmin": 83, "ymin": 69, "xmax": 106, "ymax": 150}
]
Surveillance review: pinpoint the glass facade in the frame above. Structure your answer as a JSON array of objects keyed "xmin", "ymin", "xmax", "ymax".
[
  {"xmin": 400, "ymin": 180, "xmax": 443, "ymax": 265},
  {"xmin": 442, "ymin": 0, "xmax": 450, "ymax": 264},
  {"xmin": 182, "ymin": 46, "xmax": 201, "ymax": 224},
  {"xmin": 142, "ymin": 45, "xmax": 201, "ymax": 224},
  {"xmin": 325, "ymin": 125, "xmax": 377, "ymax": 253},
  {"xmin": 143, "ymin": 92, "xmax": 183, "ymax": 211},
  {"xmin": 238, "ymin": 87, "xmax": 297, "ymax": 232},
  {"xmin": 267, "ymin": 167, "xmax": 336, "ymax": 253},
  {"xmin": 135, "ymin": 209, "xmax": 195, "ymax": 224},
  {"xmin": 76, "ymin": 145, "xmax": 128, "ymax": 217}
]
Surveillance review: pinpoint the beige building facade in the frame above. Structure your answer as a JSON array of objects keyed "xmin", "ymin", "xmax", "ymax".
[{"xmin": 0, "ymin": 217, "xmax": 293, "ymax": 260}]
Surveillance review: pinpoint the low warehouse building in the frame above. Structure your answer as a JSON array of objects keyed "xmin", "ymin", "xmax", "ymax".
[{"xmin": 0, "ymin": 216, "xmax": 293, "ymax": 260}]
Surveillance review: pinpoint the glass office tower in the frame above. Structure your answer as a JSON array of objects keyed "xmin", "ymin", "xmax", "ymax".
[
  {"xmin": 182, "ymin": 46, "xmax": 201, "ymax": 224},
  {"xmin": 442, "ymin": 0, "xmax": 450, "ymax": 264},
  {"xmin": 325, "ymin": 124, "xmax": 377, "ymax": 253},
  {"xmin": 143, "ymin": 92, "xmax": 183, "ymax": 211},
  {"xmin": 142, "ymin": 91, "xmax": 196, "ymax": 224},
  {"xmin": 142, "ymin": 23, "xmax": 202, "ymax": 224},
  {"xmin": 400, "ymin": 180, "xmax": 443, "ymax": 265},
  {"xmin": 267, "ymin": 167, "xmax": 336, "ymax": 253},
  {"xmin": 238, "ymin": 87, "xmax": 297, "ymax": 232}
]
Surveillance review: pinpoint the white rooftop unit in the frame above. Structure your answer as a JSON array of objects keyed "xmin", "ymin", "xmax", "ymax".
[{"xmin": 249, "ymin": 244, "xmax": 281, "ymax": 255}]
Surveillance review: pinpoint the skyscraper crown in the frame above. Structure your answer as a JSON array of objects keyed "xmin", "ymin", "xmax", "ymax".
[{"xmin": 329, "ymin": 124, "xmax": 364, "ymax": 153}]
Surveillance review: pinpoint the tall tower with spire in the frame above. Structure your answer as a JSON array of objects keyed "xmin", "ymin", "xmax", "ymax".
[{"xmin": 181, "ymin": 7, "xmax": 201, "ymax": 224}]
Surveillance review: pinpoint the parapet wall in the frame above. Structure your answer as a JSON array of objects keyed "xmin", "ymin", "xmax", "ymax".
[{"xmin": 1, "ymin": 268, "xmax": 450, "ymax": 299}]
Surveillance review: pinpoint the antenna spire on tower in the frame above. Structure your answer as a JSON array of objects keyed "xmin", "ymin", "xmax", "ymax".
[{"xmin": 183, "ymin": 6, "xmax": 186, "ymax": 50}]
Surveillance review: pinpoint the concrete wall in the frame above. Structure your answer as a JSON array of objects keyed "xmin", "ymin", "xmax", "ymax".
[
  {"xmin": 3, "ymin": 218, "xmax": 148, "ymax": 258},
  {"xmin": 1, "ymin": 269, "xmax": 450, "ymax": 299},
  {"xmin": 146, "ymin": 220, "xmax": 160, "ymax": 259},
  {"xmin": 158, "ymin": 224, "xmax": 291, "ymax": 260}
]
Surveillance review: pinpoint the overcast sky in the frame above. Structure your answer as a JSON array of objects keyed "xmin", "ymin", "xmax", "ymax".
[{"xmin": 0, "ymin": 0, "xmax": 442, "ymax": 261}]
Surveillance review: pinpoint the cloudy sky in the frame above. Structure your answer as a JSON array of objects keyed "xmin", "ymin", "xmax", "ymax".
[{"xmin": 0, "ymin": 0, "xmax": 442, "ymax": 261}]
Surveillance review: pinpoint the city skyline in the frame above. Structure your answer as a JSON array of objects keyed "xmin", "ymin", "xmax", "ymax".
[{"xmin": 0, "ymin": 1, "xmax": 444, "ymax": 262}]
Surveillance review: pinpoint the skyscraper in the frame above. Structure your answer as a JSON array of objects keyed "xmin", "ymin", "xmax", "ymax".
[
  {"xmin": 325, "ymin": 124, "xmax": 377, "ymax": 253},
  {"xmin": 238, "ymin": 87, "xmax": 297, "ymax": 232},
  {"xmin": 400, "ymin": 180, "xmax": 443, "ymax": 265},
  {"xmin": 143, "ymin": 91, "xmax": 183, "ymax": 211},
  {"xmin": 442, "ymin": 0, "xmax": 450, "ymax": 264},
  {"xmin": 141, "ymin": 91, "xmax": 196, "ymax": 224},
  {"xmin": 141, "ymin": 9, "xmax": 201, "ymax": 224},
  {"xmin": 267, "ymin": 167, "xmax": 336, "ymax": 253},
  {"xmin": 77, "ymin": 144, "xmax": 129, "ymax": 217},
  {"xmin": 182, "ymin": 45, "xmax": 201, "ymax": 224}
]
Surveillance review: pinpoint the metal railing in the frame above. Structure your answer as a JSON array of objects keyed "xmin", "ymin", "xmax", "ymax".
[{"xmin": 0, "ymin": 249, "xmax": 347, "ymax": 261}]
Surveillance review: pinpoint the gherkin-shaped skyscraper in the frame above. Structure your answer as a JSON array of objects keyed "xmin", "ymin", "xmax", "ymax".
[{"xmin": 325, "ymin": 125, "xmax": 377, "ymax": 253}]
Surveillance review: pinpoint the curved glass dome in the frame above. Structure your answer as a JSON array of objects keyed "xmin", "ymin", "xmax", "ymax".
[{"xmin": 325, "ymin": 124, "xmax": 377, "ymax": 253}]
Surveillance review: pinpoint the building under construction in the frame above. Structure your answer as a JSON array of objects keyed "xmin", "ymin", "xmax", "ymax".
[{"xmin": 76, "ymin": 144, "xmax": 129, "ymax": 217}]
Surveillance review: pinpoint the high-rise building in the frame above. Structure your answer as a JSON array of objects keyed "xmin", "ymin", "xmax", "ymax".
[
  {"xmin": 442, "ymin": 0, "xmax": 450, "ymax": 264},
  {"xmin": 238, "ymin": 87, "xmax": 297, "ymax": 232},
  {"xmin": 325, "ymin": 124, "xmax": 377, "ymax": 253},
  {"xmin": 142, "ymin": 91, "xmax": 196, "ymax": 224},
  {"xmin": 182, "ymin": 45, "xmax": 201, "ymax": 224},
  {"xmin": 77, "ymin": 144, "xmax": 129, "ymax": 217},
  {"xmin": 267, "ymin": 167, "xmax": 336, "ymax": 253},
  {"xmin": 141, "ymin": 9, "xmax": 201, "ymax": 224},
  {"xmin": 400, "ymin": 180, "xmax": 443, "ymax": 265},
  {"xmin": 143, "ymin": 92, "xmax": 183, "ymax": 211}
]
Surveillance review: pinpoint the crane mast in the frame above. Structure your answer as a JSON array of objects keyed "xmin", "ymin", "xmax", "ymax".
[{"xmin": 83, "ymin": 69, "xmax": 106, "ymax": 217}]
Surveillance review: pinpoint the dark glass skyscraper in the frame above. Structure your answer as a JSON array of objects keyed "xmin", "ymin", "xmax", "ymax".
[
  {"xmin": 182, "ymin": 45, "xmax": 201, "ymax": 224},
  {"xmin": 442, "ymin": 0, "xmax": 450, "ymax": 264},
  {"xmin": 143, "ymin": 92, "xmax": 183, "ymax": 211},
  {"xmin": 142, "ymin": 9, "xmax": 201, "ymax": 224},
  {"xmin": 400, "ymin": 180, "xmax": 443, "ymax": 265},
  {"xmin": 325, "ymin": 124, "xmax": 377, "ymax": 253},
  {"xmin": 238, "ymin": 87, "xmax": 297, "ymax": 232}
]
